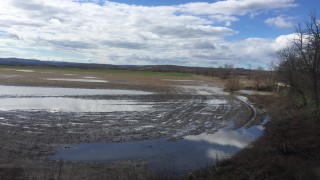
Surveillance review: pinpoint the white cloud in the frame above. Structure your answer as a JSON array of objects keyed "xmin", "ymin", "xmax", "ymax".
[
  {"xmin": 209, "ymin": 14, "xmax": 239, "ymax": 26},
  {"xmin": 0, "ymin": 0, "xmax": 298, "ymax": 67},
  {"xmin": 179, "ymin": 0, "xmax": 297, "ymax": 15},
  {"xmin": 265, "ymin": 15, "xmax": 294, "ymax": 28},
  {"xmin": 273, "ymin": 33, "xmax": 297, "ymax": 48}
]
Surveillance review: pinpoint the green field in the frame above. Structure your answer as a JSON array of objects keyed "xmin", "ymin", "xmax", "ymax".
[{"xmin": 0, "ymin": 65, "xmax": 192, "ymax": 77}]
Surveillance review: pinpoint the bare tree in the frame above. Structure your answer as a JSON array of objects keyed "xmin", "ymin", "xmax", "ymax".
[
  {"xmin": 277, "ymin": 11, "xmax": 320, "ymax": 112},
  {"xmin": 294, "ymin": 12, "xmax": 320, "ymax": 109},
  {"xmin": 247, "ymin": 64, "xmax": 252, "ymax": 79},
  {"xmin": 221, "ymin": 63, "xmax": 234, "ymax": 79},
  {"xmin": 253, "ymin": 66, "xmax": 264, "ymax": 90},
  {"xmin": 277, "ymin": 47, "xmax": 308, "ymax": 106}
]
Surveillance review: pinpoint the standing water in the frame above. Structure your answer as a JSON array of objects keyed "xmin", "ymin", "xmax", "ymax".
[{"xmin": 51, "ymin": 116, "xmax": 268, "ymax": 176}]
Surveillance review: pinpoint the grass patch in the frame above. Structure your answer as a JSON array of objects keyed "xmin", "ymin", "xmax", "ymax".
[
  {"xmin": 91, "ymin": 69, "xmax": 192, "ymax": 77},
  {"xmin": 0, "ymin": 65, "xmax": 192, "ymax": 77}
]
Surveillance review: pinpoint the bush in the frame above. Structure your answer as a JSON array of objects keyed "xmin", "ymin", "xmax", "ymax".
[{"xmin": 225, "ymin": 79, "xmax": 241, "ymax": 92}]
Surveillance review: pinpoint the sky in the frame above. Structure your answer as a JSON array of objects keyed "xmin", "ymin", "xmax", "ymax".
[{"xmin": 0, "ymin": 0, "xmax": 319, "ymax": 68}]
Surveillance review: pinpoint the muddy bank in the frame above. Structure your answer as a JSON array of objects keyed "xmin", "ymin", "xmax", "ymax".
[{"xmin": 188, "ymin": 95, "xmax": 320, "ymax": 180}]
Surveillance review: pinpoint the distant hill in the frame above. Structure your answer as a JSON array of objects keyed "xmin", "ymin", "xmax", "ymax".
[{"xmin": 0, "ymin": 58, "xmax": 118, "ymax": 69}]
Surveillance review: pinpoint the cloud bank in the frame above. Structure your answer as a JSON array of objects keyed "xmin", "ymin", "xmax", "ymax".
[{"xmin": 0, "ymin": 0, "xmax": 298, "ymax": 67}]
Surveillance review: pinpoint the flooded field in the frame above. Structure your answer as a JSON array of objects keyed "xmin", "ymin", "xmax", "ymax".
[
  {"xmin": 51, "ymin": 117, "xmax": 268, "ymax": 176},
  {"xmin": 0, "ymin": 67, "xmax": 268, "ymax": 178}
]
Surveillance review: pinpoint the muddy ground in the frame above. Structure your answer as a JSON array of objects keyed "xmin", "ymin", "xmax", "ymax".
[{"xmin": 0, "ymin": 67, "xmax": 265, "ymax": 179}]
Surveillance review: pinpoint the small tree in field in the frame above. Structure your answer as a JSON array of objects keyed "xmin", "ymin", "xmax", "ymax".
[
  {"xmin": 219, "ymin": 63, "xmax": 234, "ymax": 79},
  {"xmin": 253, "ymin": 66, "xmax": 264, "ymax": 90}
]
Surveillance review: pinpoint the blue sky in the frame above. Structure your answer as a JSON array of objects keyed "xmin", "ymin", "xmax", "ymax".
[{"xmin": 0, "ymin": 0, "xmax": 319, "ymax": 68}]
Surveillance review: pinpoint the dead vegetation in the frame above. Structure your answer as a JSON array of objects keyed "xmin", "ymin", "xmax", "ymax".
[
  {"xmin": 0, "ymin": 159, "xmax": 150, "ymax": 180},
  {"xmin": 188, "ymin": 94, "xmax": 320, "ymax": 180},
  {"xmin": 225, "ymin": 78, "xmax": 241, "ymax": 92}
]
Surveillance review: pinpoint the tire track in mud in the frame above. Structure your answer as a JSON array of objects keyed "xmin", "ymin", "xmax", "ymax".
[
  {"xmin": 0, "ymin": 95, "xmax": 251, "ymax": 142},
  {"xmin": 0, "ymin": 86, "xmax": 257, "ymax": 161}
]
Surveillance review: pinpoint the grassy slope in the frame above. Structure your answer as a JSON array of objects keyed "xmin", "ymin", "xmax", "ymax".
[{"xmin": 188, "ymin": 95, "xmax": 320, "ymax": 180}]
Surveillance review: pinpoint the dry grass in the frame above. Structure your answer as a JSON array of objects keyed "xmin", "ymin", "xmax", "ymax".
[{"xmin": 0, "ymin": 160, "xmax": 151, "ymax": 180}]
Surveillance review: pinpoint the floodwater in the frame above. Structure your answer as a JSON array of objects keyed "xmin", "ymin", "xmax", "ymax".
[
  {"xmin": 0, "ymin": 85, "xmax": 153, "ymax": 112},
  {"xmin": 0, "ymin": 85, "xmax": 152, "ymax": 97},
  {"xmin": 44, "ymin": 78, "xmax": 109, "ymax": 83},
  {"xmin": 181, "ymin": 85, "xmax": 228, "ymax": 96},
  {"xmin": 0, "ymin": 75, "xmax": 20, "ymax": 78},
  {"xmin": 51, "ymin": 116, "xmax": 268, "ymax": 176},
  {"xmin": 15, "ymin": 69, "xmax": 35, "ymax": 73},
  {"xmin": 162, "ymin": 79, "xmax": 203, "ymax": 82},
  {"xmin": 0, "ymin": 98, "xmax": 151, "ymax": 112},
  {"xmin": 0, "ymin": 84, "xmax": 268, "ymax": 177}
]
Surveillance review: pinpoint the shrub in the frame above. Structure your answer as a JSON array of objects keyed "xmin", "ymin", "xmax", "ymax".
[{"xmin": 225, "ymin": 79, "xmax": 241, "ymax": 92}]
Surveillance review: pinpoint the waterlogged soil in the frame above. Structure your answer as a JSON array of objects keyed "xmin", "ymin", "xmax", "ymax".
[
  {"xmin": 0, "ymin": 93, "xmax": 253, "ymax": 154},
  {"xmin": 0, "ymin": 67, "xmax": 267, "ymax": 179}
]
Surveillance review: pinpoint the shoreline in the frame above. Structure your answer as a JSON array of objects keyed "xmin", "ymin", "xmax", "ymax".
[{"xmin": 188, "ymin": 94, "xmax": 320, "ymax": 180}]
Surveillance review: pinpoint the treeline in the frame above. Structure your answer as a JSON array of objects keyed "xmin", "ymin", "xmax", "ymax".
[
  {"xmin": 277, "ymin": 12, "xmax": 320, "ymax": 114},
  {"xmin": 142, "ymin": 64, "xmax": 252, "ymax": 77},
  {"xmin": 0, "ymin": 58, "xmax": 256, "ymax": 78}
]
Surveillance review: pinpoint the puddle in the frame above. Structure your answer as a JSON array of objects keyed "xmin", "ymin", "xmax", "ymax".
[
  {"xmin": 238, "ymin": 90, "xmax": 274, "ymax": 96},
  {"xmin": 236, "ymin": 95, "xmax": 249, "ymax": 102},
  {"xmin": 44, "ymin": 78, "xmax": 109, "ymax": 83},
  {"xmin": 162, "ymin": 79, "xmax": 203, "ymax": 82},
  {"xmin": 0, "ymin": 122, "xmax": 16, "ymax": 126},
  {"xmin": 0, "ymin": 85, "xmax": 152, "ymax": 97},
  {"xmin": 182, "ymin": 85, "xmax": 228, "ymax": 95},
  {"xmin": 51, "ymin": 117, "xmax": 268, "ymax": 176},
  {"xmin": 134, "ymin": 125, "xmax": 156, "ymax": 130},
  {"xmin": 205, "ymin": 99, "xmax": 228, "ymax": 105},
  {"xmin": 0, "ymin": 75, "xmax": 20, "ymax": 78},
  {"xmin": 16, "ymin": 70, "xmax": 35, "ymax": 73},
  {"xmin": 82, "ymin": 76, "xmax": 97, "ymax": 79},
  {"xmin": 41, "ymin": 72, "xmax": 55, "ymax": 74},
  {"xmin": 124, "ymin": 120, "xmax": 139, "ymax": 123},
  {"xmin": 0, "ymin": 98, "xmax": 151, "ymax": 112}
]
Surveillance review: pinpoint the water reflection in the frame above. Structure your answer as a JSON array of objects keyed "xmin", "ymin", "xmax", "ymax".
[
  {"xmin": 0, "ymin": 98, "xmax": 151, "ymax": 112},
  {"xmin": 0, "ymin": 85, "xmax": 152, "ymax": 97},
  {"xmin": 15, "ymin": 69, "xmax": 35, "ymax": 73},
  {"xmin": 44, "ymin": 78, "xmax": 109, "ymax": 83},
  {"xmin": 205, "ymin": 99, "xmax": 228, "ymax": 105},
  {"xmin": 181, "ymin": 85, "xmax": 228, "ymax": 95},
  {"xmin": 51, "ymin": 117, "xmax": 268, "ymax": 175}
]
